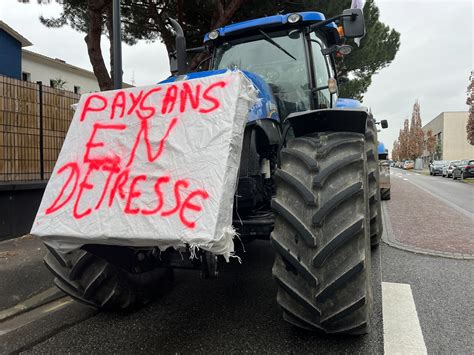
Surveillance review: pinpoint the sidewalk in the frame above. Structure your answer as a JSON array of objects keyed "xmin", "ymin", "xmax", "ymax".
[
  {"xmin": 384, "ymin": 176, "xmax": 474, "ymax": 258},
  {"xmin": 0, "ymin": 235, "xmax": 60, "ymax": 312}
]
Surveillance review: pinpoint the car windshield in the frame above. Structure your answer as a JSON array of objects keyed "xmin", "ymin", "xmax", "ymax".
[
  {"xmin": 433, "ymin": 161, "xmax": 445, "ymax": 166},
  {"xmin": 450, "ymin": 161, "xmax": 461, "ymax": 166},
  {"xmin": 214, "ymin": 30, "xmax": 310, "ymax": 117},
  {"xmin": 468, "ymin": 160, "xmax": 474, "ymax": 165}
]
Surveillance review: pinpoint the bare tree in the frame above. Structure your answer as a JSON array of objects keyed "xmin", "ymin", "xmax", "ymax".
[
  {"xmin": 391, "ymin": 140, "xmax": 400, "ymax": 161},
  {"xmin": 408, "ymin": 101, "xmax": 424, "ymax": 160},
  {"xmin": 425, "ymin": 129, "xmax": 436, "ymax": 162},
  {"xmin": 467, "ymin": 70, "xmax": 474, "ymax": 145}
]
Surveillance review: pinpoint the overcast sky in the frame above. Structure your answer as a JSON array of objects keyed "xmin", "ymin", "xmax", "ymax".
[{"xmin": 1, "ymin": 0, "xmax": 472, "ymax": 153}]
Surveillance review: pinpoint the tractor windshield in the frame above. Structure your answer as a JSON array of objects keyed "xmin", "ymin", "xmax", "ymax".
[{"xmin": 213, "ymin": 30, "xmax": 310, "ymax": 117}]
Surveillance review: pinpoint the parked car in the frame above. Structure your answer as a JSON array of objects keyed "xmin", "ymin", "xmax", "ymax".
[
  {"xmin": 452, "ymin": 159, "xmax": 474, "ymax": 180},
  {"xmin": 429, "ymin": 160, "xmax": 447, "ymax": 176},
  {"xmin": 403, "ymin": 160, "xmax": 414, "ymax": 169},
  {"xmin": 442, "ymin": 160, "xmax": 461, "ymax": 178}
]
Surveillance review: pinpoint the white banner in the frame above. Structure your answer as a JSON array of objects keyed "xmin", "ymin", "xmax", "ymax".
[{"xmin": 31, "ymin": 71, "xmax": 257, "ymax": 260}]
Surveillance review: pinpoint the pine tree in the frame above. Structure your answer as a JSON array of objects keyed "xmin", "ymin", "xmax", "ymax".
[{"xmin": 21, "ymin": 0, "xmax": 400, "ymax": 97}]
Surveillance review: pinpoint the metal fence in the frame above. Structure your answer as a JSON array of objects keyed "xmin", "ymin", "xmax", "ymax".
[{"xmin": 0, "ymin": 75, "xmax": 80, "ymax": 182}]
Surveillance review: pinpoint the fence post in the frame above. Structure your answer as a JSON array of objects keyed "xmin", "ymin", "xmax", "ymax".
[{"xmin": 37, "ymin": 81, "xmax": 44, "ymax": 180}]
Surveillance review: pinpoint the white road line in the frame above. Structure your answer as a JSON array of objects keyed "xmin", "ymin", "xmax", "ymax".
[
  {"xmin": 382, "ymin": 282, "xmax": 427, "ymax": 355},
  {"xmin": 403, "ymin": 178, "xmax": 409, "ymax": 181}
]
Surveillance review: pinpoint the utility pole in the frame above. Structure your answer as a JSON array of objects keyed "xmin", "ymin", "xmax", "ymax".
[{"xmin": 113, "ymin": 0, "xmax": 122, "ymax": 89}]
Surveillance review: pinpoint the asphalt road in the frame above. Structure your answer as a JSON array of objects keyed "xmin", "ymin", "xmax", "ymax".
[
  {"xmin": 1, "ymin": 170, "xmax": 473, "ymax": 354},
  {"xmin": 391, "ymin": 169, "xmax": 474, "ymax": 215},
  {"xmin": 7, "ymin": 242, "xmax": 473, "ymax": 354},
  {"xmin": 7, "ymin": 242, "xmax": 385, "ymax": 354}
]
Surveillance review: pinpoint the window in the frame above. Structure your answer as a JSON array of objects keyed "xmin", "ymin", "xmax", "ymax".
[
  {"xmin": 22, "ymin": 72, "xmax": 31, "ymax": 81},
  {"xmin": 74, "ymin": 86, "xmax": 81, "ymax": 94},
  {"xmin": 214, "ymin": 30, "xmax": 311, "ymax": 117},
  {"xmin": 310, "ymin": 33, "xmax": 331, "ymax": 108},
  {"xmin": 50, "ymin": 80, "xmax": 55, "ymax": 88}
]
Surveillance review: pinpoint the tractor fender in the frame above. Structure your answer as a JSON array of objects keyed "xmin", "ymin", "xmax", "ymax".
[
  {"xmin": 248, "ymin": 119, "xmax": 282, "ymax": 147},
  {"xmin": 285, "ymin": 108, "xmax": 369, "ymax": 138},
  {"xmin": 240, "ymin": 119, "xmax": 281, "ymax": 177}
]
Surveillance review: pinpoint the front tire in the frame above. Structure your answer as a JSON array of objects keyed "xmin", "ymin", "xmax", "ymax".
[
  {"xmin": 44, "ymin": 246, "xmax": 174, "ymax": 309},
  {"xmin": 271, "ymin": 132, "xmax": 372, "ymax": 334}
]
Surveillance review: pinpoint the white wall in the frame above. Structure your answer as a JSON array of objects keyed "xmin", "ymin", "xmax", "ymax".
[
  {"xmin": 21, "ymin": 51, "xmax": 99, "ymax": 93},
  {"xmin": 443, "ymin": 112, "xmax": 474, "ymax": 160}
]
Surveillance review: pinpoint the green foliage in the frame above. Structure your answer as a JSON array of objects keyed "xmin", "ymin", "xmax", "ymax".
[{"xmin": 50, "ymin": 77, "xmax": 67, "ymax": 89}]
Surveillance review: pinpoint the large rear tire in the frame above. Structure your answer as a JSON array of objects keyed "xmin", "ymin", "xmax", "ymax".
[
  {"xmin": 271, "ymin": 132, "xmax": 372, "ymax": 334},
  {"xmin": 44, "ymin": 246, "xmax": 174, "ymax": 309},
  {"xmin": 365, "ymin": 120, "xmax": 383, "ymax": 247}
]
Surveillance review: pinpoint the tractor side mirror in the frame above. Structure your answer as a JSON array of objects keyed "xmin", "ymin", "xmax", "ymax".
[
  {"xmin": 341, "ymin": 8, "xmax": 366, "ymax": 38},
  {"xmin": 381, "ymin": 120, "xmax": 388, "ymax": 129}
]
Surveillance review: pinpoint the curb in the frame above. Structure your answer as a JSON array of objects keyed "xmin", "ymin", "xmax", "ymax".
[
  {"xmin": 381, "ymin": 202, "xmax": 474, "ymax": 260},
  {"xmin": 0, "ymin": 287, "xmax": 64, "ymax": 322}
]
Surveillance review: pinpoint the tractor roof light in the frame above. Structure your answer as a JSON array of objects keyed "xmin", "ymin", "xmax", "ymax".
[
  {"xmin": 287, "ymin": 13, "xmax": 302, "ymax": 24},
  {"xmin": 208, "ymin": 30, "xmax": 219, "ymax": 40}
]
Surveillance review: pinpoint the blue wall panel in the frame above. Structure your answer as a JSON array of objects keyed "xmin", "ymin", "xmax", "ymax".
[{"xmin": 0, "ymin": 29, "xmax": 22, "ymax": 79}]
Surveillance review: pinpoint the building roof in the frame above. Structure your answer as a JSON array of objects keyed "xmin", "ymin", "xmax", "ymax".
[
  {"xmin": 22, "ymin": 49, "xmax": 132, "ymax": 87},
  {"xmin": 0, "ymin": 21, "xmax": 32, "ymax": 47}
]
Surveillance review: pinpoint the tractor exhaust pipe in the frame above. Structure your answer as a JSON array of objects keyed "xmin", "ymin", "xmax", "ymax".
[{"xmin": 168, "ymin": 18, "xmax": 187, "ymax": 75}]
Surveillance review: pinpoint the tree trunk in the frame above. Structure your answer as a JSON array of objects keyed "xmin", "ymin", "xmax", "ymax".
[
  {"xmin": 85, "ymin": 0, "xmax": 112, "ymax": 91},
  {"xmin": 189, "ymin": 0, "xmax": 248, "ymax": 70}
]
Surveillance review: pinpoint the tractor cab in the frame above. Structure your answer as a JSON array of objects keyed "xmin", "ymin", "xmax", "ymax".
[
  {"xmin": 168, "ymin": 9, "xmax": 365, "ymax": 120},
  {"xmin": 199, "ymin": 10, "xmax": 364, "ymax": 120},
  {"xmin": 205, "ymin": 12, "xmax": 342, "ymax": 117}
]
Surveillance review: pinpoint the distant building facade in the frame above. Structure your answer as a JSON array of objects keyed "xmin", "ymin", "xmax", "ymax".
[
  {"xmin": 21, "ymin": 50, "xmax": 100, "ymax": 94},
  {"xmin": 422, "ymin": 111, "xmax": 474, "ymax": 162}
]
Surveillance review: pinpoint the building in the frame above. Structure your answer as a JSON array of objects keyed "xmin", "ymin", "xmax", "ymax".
[
  {"xmin": 422, "ymin": 111, "xmax": 474, "ymax": 162},
  {"xmin": 0, "ymin": 21, "xmax": 129, "ymax": 93},
  {"xmin": 21, "ymin": 50, "xmax": 100, "ymax": 94},
  {"xmin": 0, "ymin": 21, "xmax": 32, "ymax": 80}
]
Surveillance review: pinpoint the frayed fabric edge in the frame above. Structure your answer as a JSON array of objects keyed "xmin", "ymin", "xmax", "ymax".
[{"xmin": 188, "ymin": 225, "xmax": 241, "ymax": 263}]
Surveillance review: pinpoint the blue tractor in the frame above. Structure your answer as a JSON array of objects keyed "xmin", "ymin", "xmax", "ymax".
[{"xmin": 44, "ymin": 8, "xmax": 386, "ymax": 335}]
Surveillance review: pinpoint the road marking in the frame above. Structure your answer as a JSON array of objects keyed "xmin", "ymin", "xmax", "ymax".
[
  {"xmin": 382, "ymin": 282, "xmax": 427, "ymax": 355},
  {"xmin": 403, "ymin": 178, "xmax": 409, "ymax": 181},
  {"xmin": 42, "ymin": 299, "xmax": 73, "ymax": 313},
  {"xmin": 0, "ymin": 297, "xmax": 72, "ymax": 336}
]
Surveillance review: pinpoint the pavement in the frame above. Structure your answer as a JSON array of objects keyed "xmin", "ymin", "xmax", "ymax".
[{"xmin": 387, "ymin": 169, "xmax": 474, "ymax": 258}]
